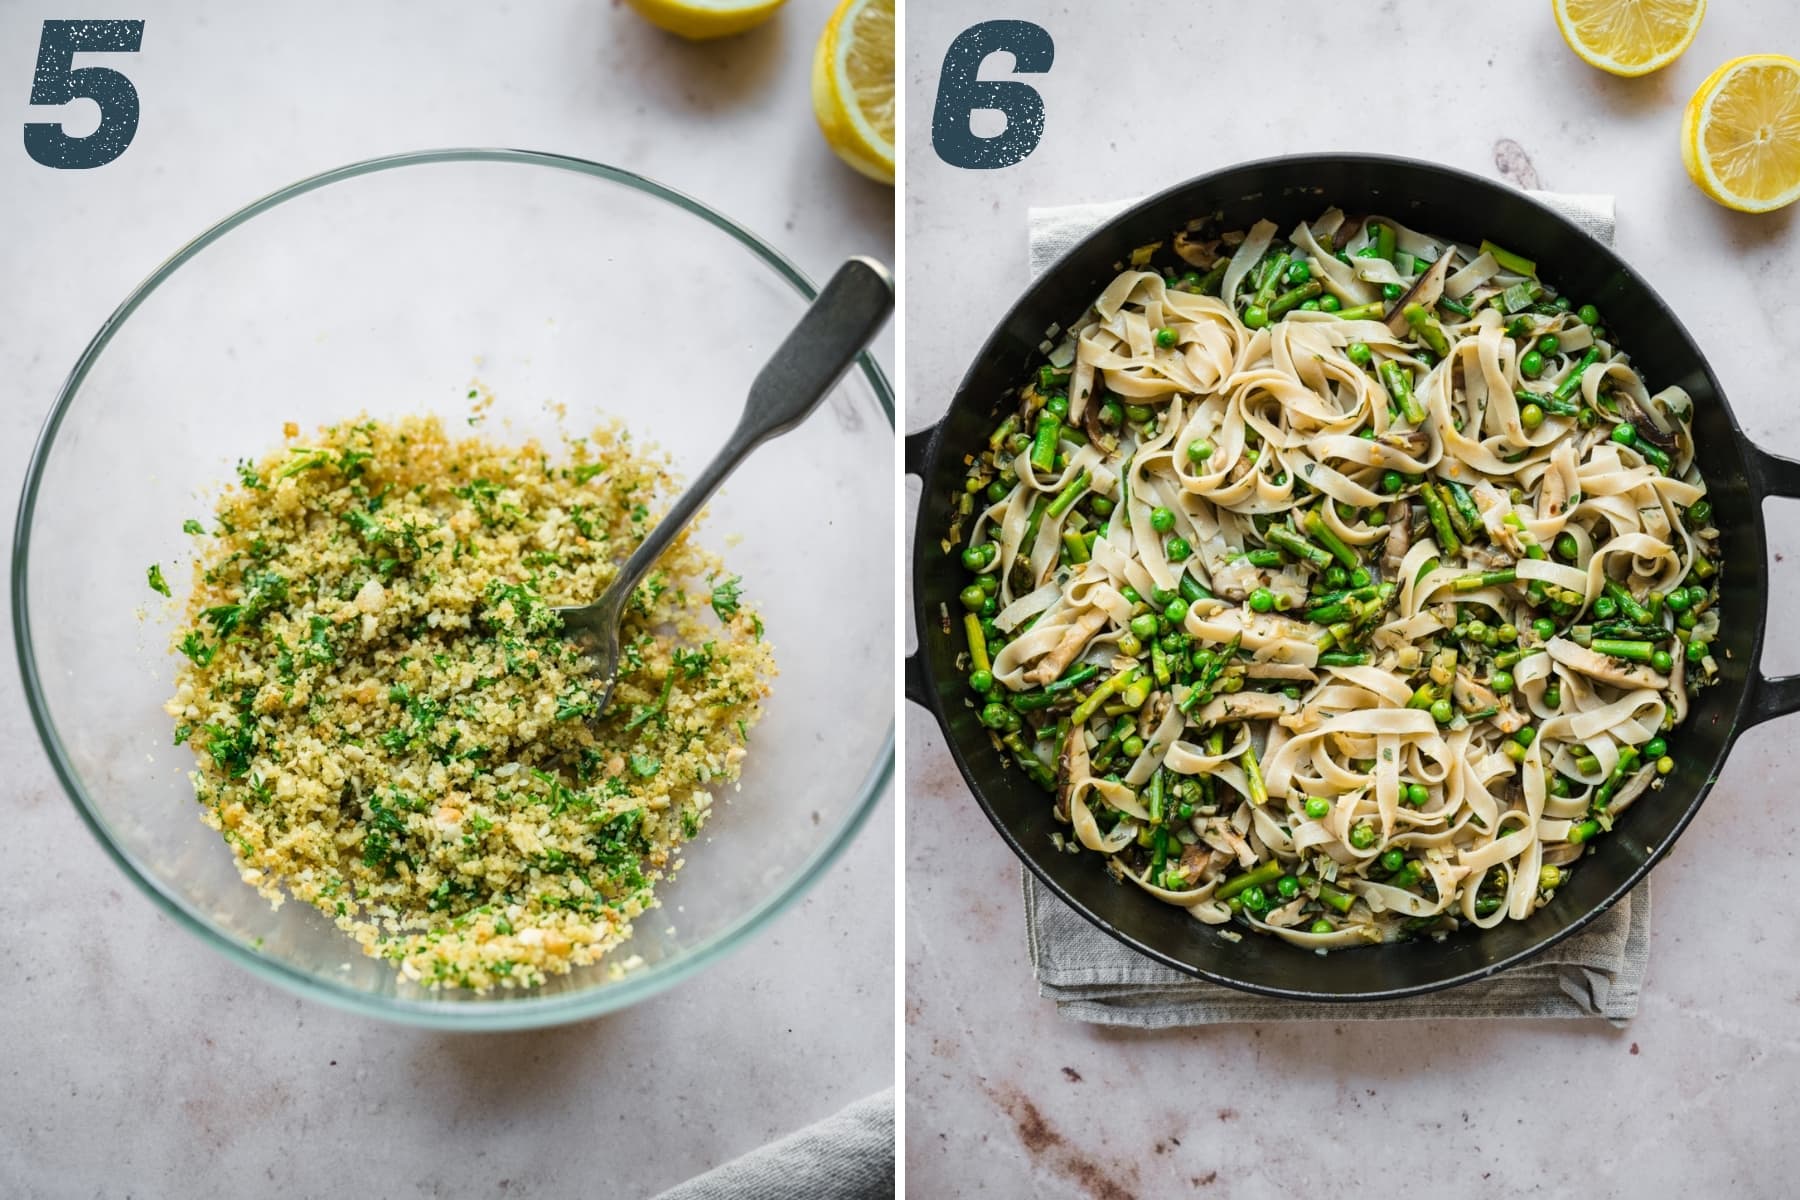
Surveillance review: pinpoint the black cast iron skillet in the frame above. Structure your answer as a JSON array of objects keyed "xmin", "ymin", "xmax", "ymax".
[{"xmin": 906, "ymin": 153, "xmax": 1800, "ymax": 1001}]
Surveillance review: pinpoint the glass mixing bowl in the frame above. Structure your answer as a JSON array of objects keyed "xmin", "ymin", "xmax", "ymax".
[{"xmin": 12, "ymin": 149, "xmax": 894, "ymax": 1028}]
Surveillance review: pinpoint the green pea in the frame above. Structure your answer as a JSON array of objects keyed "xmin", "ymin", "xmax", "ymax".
[
  {"xmin": 968, "ymin": 670, "xmax": 993, "ymax": 694},
  {"xmin": 1155, "ymin": 327, "xmax": 1178, "ymax": 349},
  {"xmin": 1577, "ymin": 303, "xmax": 1600, "ymax": 326},
  {"xmin": 1164, "ymin": 599, "xmax": 1189, "ymax": 625},
  {"xmin": 1121, "ymin": 585, "xmax": 1142, "ymax": 605},
  {"xmin": 1241, "ymin": 885, "xmax": 1269, "ymax": 913},
  {"xmin": 1549, "ymin": 774, "xmax": 1572, "ymax": 798},
  {"xmin": 1125, "ymin": 403, "xmax": 1154, "ymax": 424},
  {"xmin": 1305, "ymin": 796, "xmax": 1331, "ymax": 819},
  {"xmin": 1309, "ymin": 919, "xmax": 1335, "ymax": 935},
  {"xmin": 1116, "ymin": 631, "xmax": 1141, "ymax": 656},
  {"xmin": 1491, "ymin": 670, "xmax": 1515, "ymax": 694},
  {"xmin": 1687, "ymin": 500, "xmax": 1713, "ymax": 526},
  {"xmin": 1538, "ymin": 334, "xmax": 1561, "ymax": 356},
  {"xmin": 981, "ymin": 593, "xmax": 998, "ymax": 617},
  {"xmin": 1324, "ymin": 565, "xmax": 1349, "ymax": 588},
  {"xmin": 1593, "ymin": 596, "xmax": 1618, "ymax": 620},
  {"xmin": 1430, "ymin": 698, "xmax": 1454, "ymax": 724},
  {"xmin": 1382, "ymin": 283, "xmax": 1403, "ymax": 301},
  {"xmin": 1089, "ymin": 496, "xmax": 1115, "ymax": 517},
  {"xmin": 1381, "ymin": 470, "xmax": 1404, "ymax": 494},
  {"xmin": 1687, "ymin": 638, "xmax": 1707, "ymax": 663},
  {"xmin": 1532, "ymin": 617, "xmax": 1556, "ymax": 640},
  {"xmin": 1319, "ymin": 294, "xmax": 1342, "ymax": 313},
  {"xmin": 1187, "ymin": 438, "xmax": 1214, "ymax": 463},
  {"xmin": 1544, "ymin": 684, "xmax": 1562, "ymax": 708},
  {"xmin": 1664, "ymin": 588, "xmax": 1691, "ymax": 614},
  {"xmin": 1347, "ymin": 342, "xmax": 1373, "ymax": 368},
  {"xmin": 1045, "ymin": 393, "xmax": 1070, "ymax": 418},
  {"xmin": 1130, "ymin": 613, "xmax": 1159, "ymax": 639},
  {"xmin": 1178, "ymin": 271, "xmax": 1202, "ymax": 291},
  {"xmin": 1248, "ymin": 587, "xmax": 1276, "ymax": 613},
  {"xmin": 959, "ymin": 584, "xmax": 985, "ymax": 612},
  {"xmin": 1521, "ymin": 403, "xmax": 1545, "ymax": 430},
  {"xmin": 1539, "ymin": 865, "xmax": 1564, "ymax": 890},
  {"xmin": 1100, "ymin": 399, "xmax": 1124, "ymax": 427},
  {"xmin": 1644, "ymin": 737, "xmax": 1667, "ymax": 758},
  {"xmin": 978, "ymin": 572, "xmax": 999, "ymax": 595},
  {"xmin": 1286, "ymin": 260, "xmax": 1312, "ymax": 285},
  {"xmin": 1349, "ymin": 822, "xmax": 1376, "ymax": 850},
  {"xmin": 1519, "ymin": 350, "xmax": 1544, "ymax": 379},
  {"xmin": 960, "ymin": 544, "xmax": 987, "ymax": 570},
  {"xmin": 1406, "ymin": 782, "xmax": 1430, "ymax": 807},
  {"xmin": 1277, "ymin": 874, "xmax": 1301, "ymax": 899},
  {"xmin": 1652, "ymin": 649, "xmax": 1674, "ymax": 673},
  {"xmin": 1677, "ymin": 608, "xmax": 1698, "ymax": 630},
  {"xmin": 1554, "ymin": 532, "xmax": 1579, "ymax": 561},
  {"xmin": 986, "ymin": 480, "xmax": 1009, "ymax": 503},
  {"xmin": 1657, "ymin": 756, "xmax": 1674, "ymax": 775},
  {"xmin": 1351, "ymin": 567, "xmax": 1373, "ymax": 588},
  {"xmin": 1151, "ymin": 587, "xmax": 1179, "ymax": 606},
  {"xmin": 1243, "ymin": 305, "xmax": 1270, "ymax": 329},
  {"xmin": 1502, "ymin": 740, "xmax": 1528, "ymax": 764},
  {"xmin": 1687, "ymin": 584, "xmax": 1710, "ymax": 608},
  {"xmin": 1122, "ymin": 735, "xmax": 1145, "ymax": 758},
  {"xmin": 1467, "ymin": 619, "xmax": 1489, "ymax": 642},
  {"xmin": 979, "ymin": 703, "xmax": 1011, "ymax": 729},
  {"xmin": 1165, "ymin": 536, "xmax": 1192, "ymax": 562},
  {"xmin": 1380, "ymin": 849, "xmax": 1405, "ymax": 873},
  {"xmin": 1150, "ymin": 506, "xmax": 1175, "ymax": 534},
  {"xmin": 1498, "ymin": 624, "xmax": 1519, "ymax": 644},
  {"xmin": 1611, "ymin": 423, "xmax": 1637, "ymax": 447},
  {"xmin": 1177, "ymin": 801, "xmax": 1195, "ymax": 821},
  {"xmin": 1299, "ymin": 300, "xmax": 1321, "ymax": 312}
]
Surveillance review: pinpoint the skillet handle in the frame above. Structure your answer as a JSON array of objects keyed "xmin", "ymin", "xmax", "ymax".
[
  {"xmin": 904, "ymin": 422, "xmax": 941, "ymax": 709},
  {"xmin": 1744, "ymin": 443, "xmax": 1800, "ymax": 725}
]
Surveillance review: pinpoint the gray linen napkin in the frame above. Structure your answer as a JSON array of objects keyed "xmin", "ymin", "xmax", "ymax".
[
  {"xmin": 652, "ymin": 1089, "xmax": 894, "ymax": 1200},
  {"xmin": 1024, "ymin": 188, "xmax": 1650, "ymax": 1025}
]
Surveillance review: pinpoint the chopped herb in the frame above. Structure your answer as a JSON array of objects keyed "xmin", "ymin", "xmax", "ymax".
[{"xmin": 146, "ymin": 564, "xmax": 170, "ymax": 597}]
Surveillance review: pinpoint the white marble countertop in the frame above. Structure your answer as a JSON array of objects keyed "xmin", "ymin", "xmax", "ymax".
[
  {"xmin": 0, "ymin": 3, "xmax": 892, "ymax": 1196},
  {"xmin": 905, "ymin": 2, "xmax": 1800, "ymax": 1195}
]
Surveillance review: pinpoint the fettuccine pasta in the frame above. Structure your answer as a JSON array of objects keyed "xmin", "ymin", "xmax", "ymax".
[{"xmin": 945, "ymin": 210, "xmax": 1721, "ymax": 948}]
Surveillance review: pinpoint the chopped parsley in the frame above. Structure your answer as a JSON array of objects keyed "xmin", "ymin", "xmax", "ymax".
[
  {"xmin": 710, "ymin": 575, "xmax": 743, "ymax": 622},
  {"xmin": 146, "ymin": 563, "xmax": 170, "ymax": 597}
]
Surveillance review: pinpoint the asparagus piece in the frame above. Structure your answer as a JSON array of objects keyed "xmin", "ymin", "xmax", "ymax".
[
  {"xmin": 1043, "ymin": 662, "xmax": 1099, "ymax": 694},
  {"xmin": 1303, "ymin": 509, "xmax": 1361, "ymax": 569},
  {"xmin": 1242, "ymin": 740, "xmax": 1269, "ymax": 805},
  {"xmin": 1044, "ymin": 469, "xmax": 1090, "ymax": 519},
  {"xmin": 1029, "ymin": 411, "xmax": 1061, "ymax": 473},
  {"xmin": 1317, "ymin": 651, "xmax": 1369, "ymax": 667},
  {"xmin": 1602, "ymin": 579, "xmax": 1654, "ymax": 625},
  {"xmin": 1419, "ymin": 482, "xmax": 1462, "ymax": 555},
  {"xmin": 1592, "ymin": 746, "xmax": 1643, "ymax": 812},
  {"xmin": 1379, "ymin": 360, "xmax": 1427, "ymax": 425},
  {"xmin": 1070, "ymin": 666, "xmax": 1140, "ymax": 727},
  {"xmin": 963, "ymin": 613, "xmax": 991, "ymax": 674},
  {"xmin": 1334, "ymin": 302, "xmax": 1387, "ymax": 321},
  {"xmin": 1592, "ymin": 638, "xmax": 1655, "ymax": 664},
  {"xmin": 1403, "ymin": 303, "xmax": 1450, "ymax": 356},
  {"xmin": 1553, "ymin": 348, "xmax": 1600, "ymax": 403},
  {"xmin": 1452, "ymin": 568, "xmax": 1517, "ymax": 592},
  {"xmin": 1216, "ymin": 859, "xmax": 1285, "ymax": 900},
  {"xmin": 1265, "ymin": 524, "xmax": 1334, "ymax": 570},
  {"xmin": 1268, "ymin": 280, "xmax": 1323, "ymax": 320}
]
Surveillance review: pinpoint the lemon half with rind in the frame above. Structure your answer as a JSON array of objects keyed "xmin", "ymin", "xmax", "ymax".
[
  {"xmin": 624, "ymin": 0, "xmax": 787, "ymax": 42},
  {"xmin": 1552, "ymin": 0, "xmax": 1705, "ymax": 77},
  {"xmin": 1683, "ymin": 54, "xmax": 1800, "ymax": 213},
  {"xmin": 811, "ymin": 0, "xmax": 895, "ymax": 185}
]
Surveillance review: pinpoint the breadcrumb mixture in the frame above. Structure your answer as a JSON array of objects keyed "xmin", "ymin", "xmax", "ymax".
[{"xmin": 163, "ymin": 415, "xmax": 774, "ymax": 990}]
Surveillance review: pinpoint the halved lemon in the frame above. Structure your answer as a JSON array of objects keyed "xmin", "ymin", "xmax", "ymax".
[
  {"xmin": 1552, "ymin": 0, "xmax": 1705, "ymax": 77},
  {"xmin": 623, "ymin": 0, "xmax": 787, "ymax": 41},
  {"xmin": 811, "ymin": 0, "xmax": 894, "ymax": 185},
  {"xmin": 1683, "ymin": 54, "xmax": 1800, "ymax": 212}
]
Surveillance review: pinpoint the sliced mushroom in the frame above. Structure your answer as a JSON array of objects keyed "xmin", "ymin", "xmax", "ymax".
[
  {"xmin": 1615, "ymin": 390, "xmax": 1678, "ymax": 451},
  {"xmin": 1383, "ymin": 251, "xmax": 1454, "ymax": 336},
  {"xmin": 1026, "ymin": 609, "xmax": 1108, "ymax": 685},
  {"xmin": 1381, "ymin": 428, "xmax": 1431, "ymax": 458},
  {"xmin": 1539, "ymin": 463, "xmax": 1569, "ymax": 518},
  {"xmin": 1082, "ymin": 394, "xmax": 1119, "ymax": 454},
  {"xmin": 1382, "ymin": 501, "xmax": 1414, "ymax": 576},
  {"xmin": 1452, "ymin": 668, "xmax": 1500, "ymax": 713},
  {"xmin": 1546, "ymin": 636, "xmax": 1670, "ymax": 691},
  {"xmin": 1173, "ymin": 231, "xmax": 1222, "ymax": 269},
  {"xmin": 1189, "ymin": 691, "xmax": 1299, "ymax": 727}
]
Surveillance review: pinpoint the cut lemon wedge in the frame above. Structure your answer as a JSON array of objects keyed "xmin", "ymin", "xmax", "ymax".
[
  {"xmin": 623, "ymin": 0, "xmax": 787, "ymax": 41},
  {"xmin": 1683, "ymin": 54, "xmax": 1800, "ymax": 212},
  {"xmin": 811, "ymin": 0, "xmax": 894, "ymax": 185},
  {"xmin": 1552, "ymin": 0, "xmax": 1705, "ymax": 77}
]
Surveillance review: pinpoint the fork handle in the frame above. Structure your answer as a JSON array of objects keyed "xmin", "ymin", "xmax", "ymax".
[{"xmin": 605, "ymin": 257, "xmax": 895, "ymax": 606}]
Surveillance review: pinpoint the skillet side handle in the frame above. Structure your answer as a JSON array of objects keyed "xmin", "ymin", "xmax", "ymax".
[
  {"xmin": 904, "ymin": 422, "xmax": 942, "ymax": 709},
  {"xmin": 1744, "ymin": 443, "xmax": 1800, "ymax": 725}
]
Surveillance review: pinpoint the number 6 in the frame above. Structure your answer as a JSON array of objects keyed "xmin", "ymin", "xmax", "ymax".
[{"xmin": 930, "ymin": 21, "xmax": 1055, "ymax": 171}]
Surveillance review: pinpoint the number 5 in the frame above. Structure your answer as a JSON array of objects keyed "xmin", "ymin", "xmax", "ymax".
[{"xmin": 24, "ymin": 20, "xmax": 146, "ymax": 170}]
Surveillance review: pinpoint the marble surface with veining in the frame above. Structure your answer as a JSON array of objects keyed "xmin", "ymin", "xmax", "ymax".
[
  {"xmin": 0, "ymin": 3, "xmax": 892, "ymax": 1197},
  {"xmin": 905, "ymin": 2, "xmax": 1800, "ymax": 1196}
]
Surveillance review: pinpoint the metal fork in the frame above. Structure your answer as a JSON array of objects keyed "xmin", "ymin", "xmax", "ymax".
[{"xmin": 553, "ymin": 256, "xmax": 895, "ymax": 713}]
